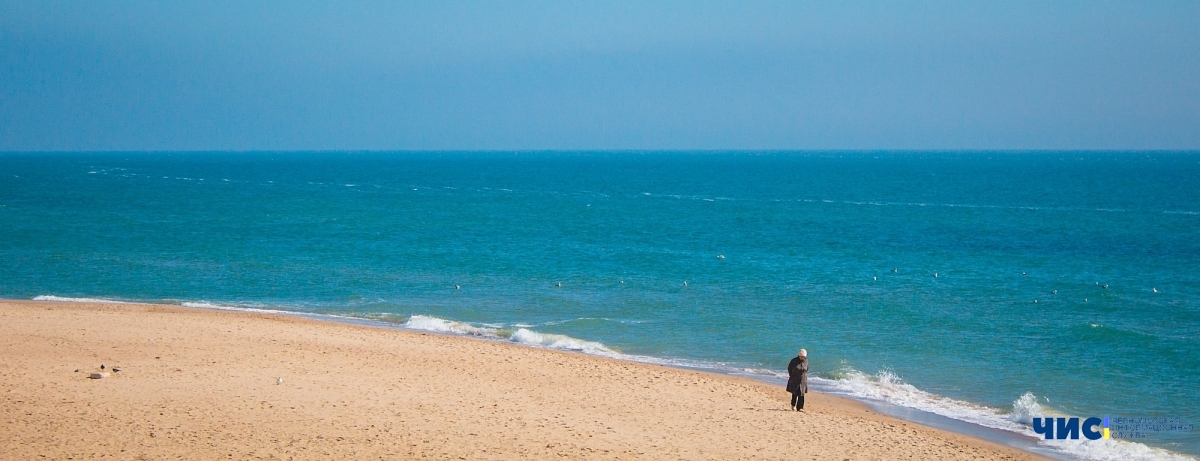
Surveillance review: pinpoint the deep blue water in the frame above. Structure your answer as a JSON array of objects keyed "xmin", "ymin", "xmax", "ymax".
[{"xmin": 2, "ymin": 151, "xmax": 1197, "ymax": 459}]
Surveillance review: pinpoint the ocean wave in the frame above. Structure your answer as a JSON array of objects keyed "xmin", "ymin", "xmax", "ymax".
[
  {"xmin": 815, "ymin": 369, "xmax": 1195, "ymax": 461},
  {"xmin": 792, "ymin": 199, "xmax": 1183, "ymax": 215},
  {"xmin": 180, "ymin": 301, "xmax": 298, "ymax": 316},
  {"xmin": 27, "ymin": 298, "xmax": 1194, "ymax": 460},
  {"xmin": 536, "ymin": 317, "xmax": 650, "ymax": 327},
  {"xmin": 509, "ymin": 328, "xmax": 618, "ymax": 355},
  {"xmin": 400, "ymin": 314, "xmax": 1194, "ymax": 459},
  {"xmin": 642, "ymin": 193, "xmax": 734, "ymax": 202},
  {"xmin": 816, "ymin": 369, "xmax": 1045, "ymax": 432},
  {"xmin": 403, "ymin": 315, "xmax": 496, "ymax": 337},
  {"xmin": 33, "ymin": 295, "xmax": 144, "ymax": 304},
  {"xmin": 401, "ymin": 315, "xmax": 621, "ymax": 356}
]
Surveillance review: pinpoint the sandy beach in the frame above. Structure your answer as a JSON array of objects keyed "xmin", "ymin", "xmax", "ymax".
[{"xmin": 0, "ymin": 299, "xmax": 1046, "ymax": 460}]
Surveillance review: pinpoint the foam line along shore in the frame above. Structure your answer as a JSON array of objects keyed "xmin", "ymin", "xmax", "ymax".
[
  {"xmin": 2, "ymin": 298, "xmax": 1054, "ymax": 460},
  {"xmin": 4, "ymin": 152, "xmax": 1198, "ymax": 460},
  {"xmin": 26, "ymin": 295, "xmax": 1198, "ymax": 461}
]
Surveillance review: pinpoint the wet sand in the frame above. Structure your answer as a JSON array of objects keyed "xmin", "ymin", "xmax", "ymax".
[{"xmin": 0, "ymin": 299, "xmax": 1047, "ymax": 459}]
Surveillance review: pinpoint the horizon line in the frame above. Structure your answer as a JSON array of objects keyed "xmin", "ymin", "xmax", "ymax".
[{"xmin": 4, "ymin": 149, "xmax": 1199, "ymax": 155}]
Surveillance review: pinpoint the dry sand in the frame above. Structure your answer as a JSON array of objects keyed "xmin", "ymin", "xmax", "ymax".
[{"xmin": 0, "ymin": 299, "xmax": 1047, "ymax": 460}]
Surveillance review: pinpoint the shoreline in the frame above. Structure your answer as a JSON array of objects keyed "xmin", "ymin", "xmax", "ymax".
[
  {"xmin": 22, "ymin": 296, "xmax": 1069, "ymax": 458},
  {"xmin": 1, "ymin": 298, "xmax": 1049, "ymax": 460}
]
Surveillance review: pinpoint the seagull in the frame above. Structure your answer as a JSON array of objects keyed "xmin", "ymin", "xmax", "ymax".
[
  {"xmin": 1153, "ymin": 287, "xmax": 1158, "ymax": 293},
  {"xmin": 1052, "ymin": 290, "xmax": 1057, "ymax": 295},
  {"xmin": 276, "ymin": 377, "xmax": 283, "ymax": 385},
  {"xmin": 892, "ymin": 268, "xmax": 898, "ymax": 273},
  {"xmin": 1034, "ymin": 299, "xmax": 1038, "ymax": 303},
  {"xmin": 717, "ymin": 254, "xmax": 725, "ymax": 259},
  {"xmin": 874, "ymin": 276, "xmax": 877, "ymax": 281},
  {"xmin": 555, "ymin": 282, "xmax": 562, "ymax": 287},
  {"xmin": 1085, "ymin": 298, "xmax": 1088, "ymax": 302},
  {"xmin": 1023, "ymin": 272, "xmax": 1028, "ymax": 276},
  {"xmin": 933, "ymin": 272, "xmax": 938, "ymax": 278},
  {"xmin": 455, "ymin": 285, "xmax": 460, "ymax": 290},
  {"xmin": 619, "ymin": 280, "xmax": 624, "ymax": 284},
  {"xmin": 683, "ymin": 281, "xmax": 688, "ymax": 287},
  {"xmin": 1103, "ymin": 285, "xmax": 1109, "ymax": 289}
]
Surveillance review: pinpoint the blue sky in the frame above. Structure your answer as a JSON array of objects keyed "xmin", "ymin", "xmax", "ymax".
[{"xmin": 2, "ymin": 1, "xmax": 1198, "ymax": 150}]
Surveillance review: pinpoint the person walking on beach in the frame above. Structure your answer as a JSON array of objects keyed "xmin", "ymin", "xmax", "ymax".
[{"xmin": 787, "ymin": 349, "xmax": 808, "ymax": 411}]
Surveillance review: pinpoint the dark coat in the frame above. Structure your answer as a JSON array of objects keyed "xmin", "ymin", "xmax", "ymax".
[{"xmin": 786, "ymin": 356, "xmax": 808, "ymax": 394}]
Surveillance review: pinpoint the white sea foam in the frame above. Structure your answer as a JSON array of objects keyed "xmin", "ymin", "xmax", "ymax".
[
  {"xmin": 401, "ymin": 315, "xmax": 621, "ymax": 357},
  {"xmin": 180, "ymin": 301, "xmax": 294, "ymax": 315},
  {"xmin": 536, "ymin": 317, "xmax": 645, "ymax": 326},
  {"xmin": 815, "ymin": 369, "xmax": 1038, "ymax": 432},
  {"xmin": 1008, "ymin": 391, "xmax": 1046, "ymax": 425},
  {"xmin": 403, "ymin": 315, "xmax": 495, "ymax": 336},
  {"xmin": 26, "ymin": 298, "xmax": 1191, "ymax": 460},
  {"xmin": 509, "ymin": 328, "xmax": 619, "ymax": 355},
  {"xmin": 33, "ymin": 295, "xmax": 141, "ymax": 304},
  {"xmin": 795, "ymin": 198, "xmax": 1163, "ymax": 215},
  {"xmin": 814, "ymin": 369, "xmax": 1195, "ymax": 461},
  {"xmin": 194, "ymin": 306, "xmax": 1200, "ymax": 460}
]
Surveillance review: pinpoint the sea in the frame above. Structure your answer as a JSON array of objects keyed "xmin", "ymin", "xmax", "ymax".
[{"xmin": 2, "ymin": 151, "xmax": 1197, "ymax": 460}]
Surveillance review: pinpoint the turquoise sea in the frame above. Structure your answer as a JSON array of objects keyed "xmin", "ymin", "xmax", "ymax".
[{"xmin": 2, "ymin": 152, "xmax": 1197, "ymax": 460}]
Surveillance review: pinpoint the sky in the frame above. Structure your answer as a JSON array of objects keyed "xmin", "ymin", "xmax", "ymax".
[{"xmin": 1, "ymin": 1, "xmax": 1198, "ymax": 151}]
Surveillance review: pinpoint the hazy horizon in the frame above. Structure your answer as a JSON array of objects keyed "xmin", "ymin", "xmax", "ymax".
[{"xmin": 3, "ymin": 1, "xmax": 1198, "ymax": 151}]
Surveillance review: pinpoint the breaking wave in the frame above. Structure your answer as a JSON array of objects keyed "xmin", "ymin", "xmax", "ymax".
[
  {"xmin": 33, "ymin": 295, "xmax": 144, "ymax": 304},
  {"xmin": 400, "ymin": 314, "xmax": 1195, "ymax": 460},
  {"xmin": 813, "ymin": 369, "xmax": 1194, "ymax": 461},
  {"xmin": 401, "ymin": 315, "xmax": 620, "ymax": 356},
  {"xmin": 28, "ymin": 297, "xmax": 1196, "ymax": 460}
]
